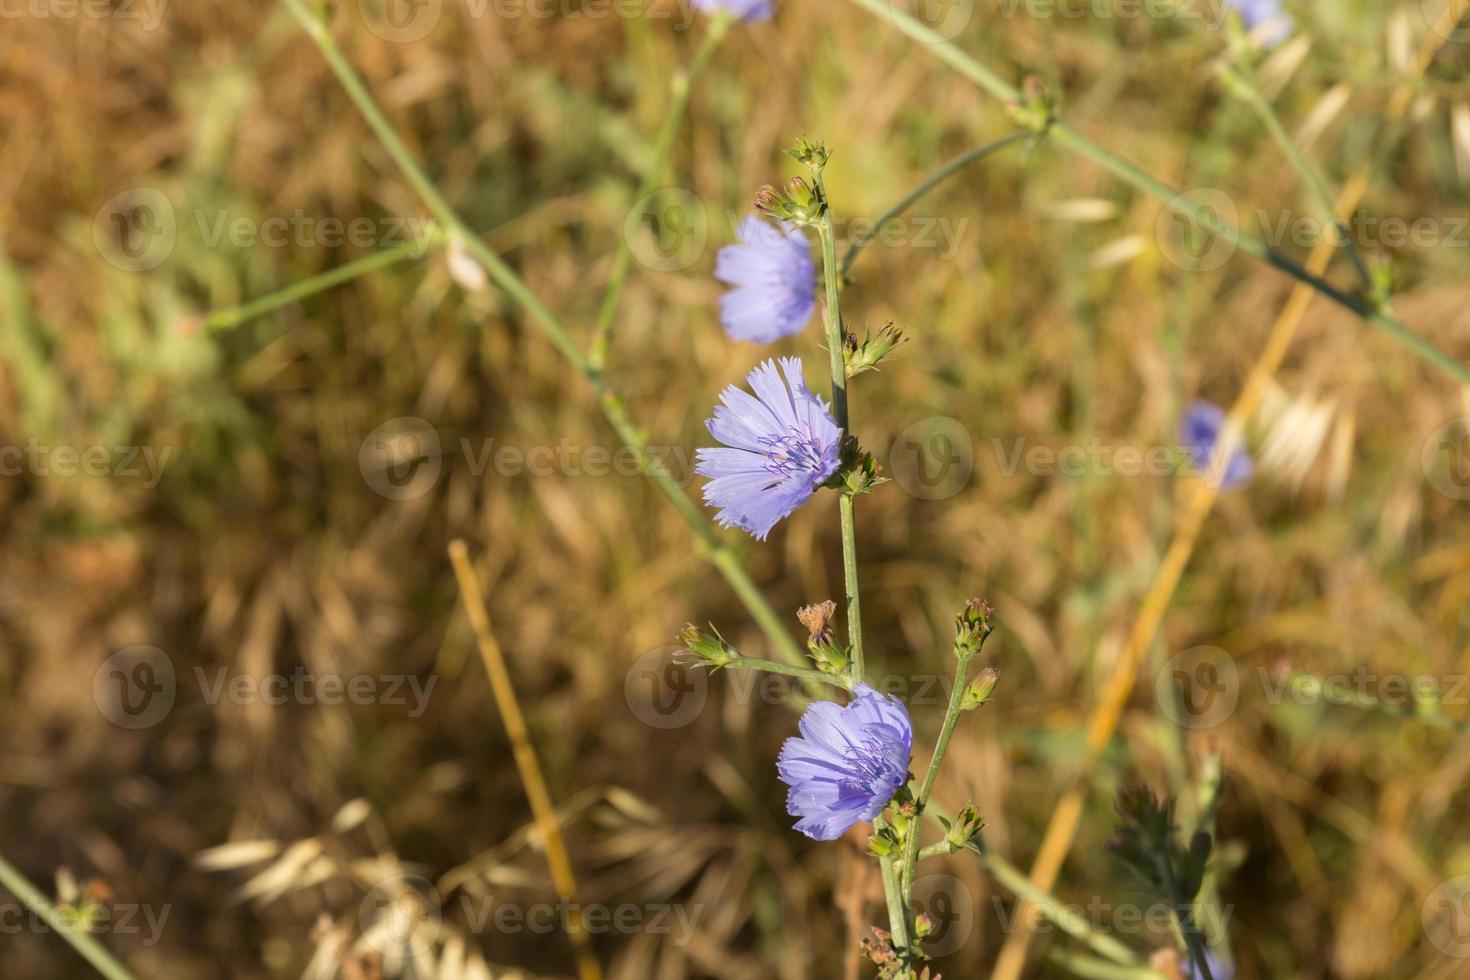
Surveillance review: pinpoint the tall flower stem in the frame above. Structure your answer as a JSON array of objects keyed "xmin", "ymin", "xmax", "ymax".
[
  {"xmin": 898, "ymin": 651, "xmax": 974, "ymax": 901},
  {"xmin": 812, "ymin": 173, "xmax": 865, "ymax": 685},
  {"xmin": 875, "ymin": 824, "xmax": 912, "ymax": 949},
  {"xmin": 1219, "ymin": 59, "xmax": 1374, "ymax": 293},
  {"xmin": 0, "ymin": 852, "xmax": 141, "ymax": 980},
  {"xmin": 279, "ymin": 0, "xmax": 807, "ymax": 668},
  {"xmin": 204, "ymin": 231, "xmax": 442, "ymax": 331},
  {"xmin": 589, "ymin": 12, "xmax": 733, "ymax": 369},
  {"xmin": 842, "ymin": 0, "xmax": 1470, "ymax": 386},
  {"xmin": 838, "ymin": 131, "xmax": 1031, "ymax": 281}
]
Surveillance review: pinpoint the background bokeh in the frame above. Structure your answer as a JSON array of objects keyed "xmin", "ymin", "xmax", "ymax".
[{"xmin": 3, "ymin": 0, "xmax": 1470, "ymax": 977}]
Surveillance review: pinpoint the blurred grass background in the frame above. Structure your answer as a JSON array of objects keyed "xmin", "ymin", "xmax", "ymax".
[{"xmin": 3, "ymin": 0, "xmax": 1470, "ymax": 977}]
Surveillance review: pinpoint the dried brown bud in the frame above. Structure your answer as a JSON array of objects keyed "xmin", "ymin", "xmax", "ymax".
[{"xmin": 797, "ymin": 600, "xmax": 837, "ymax": 647}]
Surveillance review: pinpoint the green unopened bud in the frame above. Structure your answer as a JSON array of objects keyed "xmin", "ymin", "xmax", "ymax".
[
  {"xmin": 843, "ymin": 322, "xmax": 908, "ymax": 378},
  {"xmin": 868, "ymin": 825, "xmax": 900, "ymax": 858},
  {"xmin": 954, "ymin": 599, "xmax": 994, "ymax": 657},
  {"xmin": 913, "ymin": 912, "xmax": 936, "ymax": 939},
  {"xmin": 787, "ymin": 136, "xmax": 831, "ymax": 171},
  {"xmin": 753, "ymin": 176, "xmax": 824, "ymax": 226},
  {"xmin": 1006, "ymin": 75, "xmax": 1057, "ymax": 135},
  {"xmin": 824, "ymin": 436, "xmax": 886, "ymax": 496},
  {"xmin": 941, "ymin": 804, "xmax": 986, "ymax": 851},
  {"xmin": 678, "ymin": 624, "xmax": 738, "ymax": 669},
  {"xmin": 960, "ymin": 667, "xmax": 1000, "ymax": 710}
]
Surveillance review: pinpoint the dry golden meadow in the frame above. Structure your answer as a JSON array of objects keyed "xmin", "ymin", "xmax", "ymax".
[{"xmin": 3, "ymin": 0, "xmax": 1470, "ymax": 977}]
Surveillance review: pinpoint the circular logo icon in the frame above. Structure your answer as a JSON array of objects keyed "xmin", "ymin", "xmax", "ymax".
[
  {"xmin": 93, "ymin": 646, "xmax": 176, "ymax": 729},
  {"xmin": 92, "ymin": 187, "xmax": 176, "ymax": 272},
  {"xmin": 888, "ymin": 417, "xmax": 975, "ymax": 500},
  {"xmin": 890, "ymin": 0, "xmax": 976, "ymax": 41},
  {"xmin": 624, "ymin": 646, "xmax": 707, "ymax": 730},
  {"xmin": 1422, "ymin": 0, "xmax": 1470, "ymax": 44},
  {"xmin": 358, "ymin": 0, "xmax": 442, "ymax": 42},
  {"xmin": 1424, "ymin": 875, "xmax": 1470, "ymax": 958},
  {"xmin": 624, "ymin": 188, "xmax": 707, "ymax": 272},
  {"xmin": 1156, "ymin": 646, "xmax": 1239, "ymax": 729},
  {"xmin": 909, "ymin": 873, "xmax": 975, "ymax": 958},
  {"xmin": 360, "ymin": 874, "xmax": 443, "ymax": 956},
  {"xmin": 1155, "ymin": 188, "xmax": 1240, "ymax": 272},
  {"xmin": 1422, "ymin": 418, "xmax": 1470, "ymax": 500},
  {"xmin": 359, "ymin": 417, "xmax": 443, "ymax": 501}
]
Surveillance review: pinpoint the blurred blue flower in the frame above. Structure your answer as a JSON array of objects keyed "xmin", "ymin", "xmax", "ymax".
[
  {"xmin": 692, "ymin": 0, "xmax": 773, "ymax": 22},
  {"xmin": 714, "ymin": 215, "xmax": 816, "ymax": 343},
  {"xmin": 1180, "ymin": 400, "xmax": 1253, "ymax": 491},
  {"xmin": 696, "ymin": 357, "xmax": 841, "ymax": 540},
  {"xmin": 777, "ymin": 686, "xmax": 912, "ymax": 841},
  {"xmin": 1228, "ymin": 0, "xmax": 1293, "ymax": 48}
]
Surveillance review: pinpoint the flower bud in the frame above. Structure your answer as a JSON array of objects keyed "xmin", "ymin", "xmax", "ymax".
[
  {"xmin": 843, "ymin": 322, "xmax": 908, "ymax": 378},
  {"xmin": 960, "ymin": 667, "xmax": 1000, "ymax": 711},
  {"xmin": 786, "ymin": 136, "xmax": 831, "ymax": 171},
  {"xmin": 797, "ymin": 600, "xmax": 850, "ymax": 675},
  {"xmin": 678, "ymin": 624, "xmax": 738, "ymax": 669},
  {"xmin": 954, "ymin": 599, "xmax": 994, "ymax": 657},
  {"xmin": 942, "ymin": 804, "xmax": 986, "ymax": 851}
]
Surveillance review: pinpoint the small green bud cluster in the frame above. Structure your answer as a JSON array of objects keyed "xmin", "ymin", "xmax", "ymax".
[{"xmin": 844, "ymin": 322, "xmax": 908, "ymax": 378}]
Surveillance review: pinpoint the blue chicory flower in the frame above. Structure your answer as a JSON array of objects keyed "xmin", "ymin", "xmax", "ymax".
[
  {"xmin": 696, "ymin": 357, "xmax": 842, "ymax": 540},
  {"xmin": 777, "ymin": 685, "xmax": 913, "ymax": 841},
  {"xmin": 692, "ymin": 0, "xmax": 773, "ymax": 22},
  {"xmin": 1228, "ymin": 0, "xmax": 1293, "ymax": 48},
  {"xmin": 714, "ymin": 215, "xmax": 816, "ymax": 343},
  {"xmin": 1179, "ymin": 400, "xmax": 1253, "ymax": 491}
]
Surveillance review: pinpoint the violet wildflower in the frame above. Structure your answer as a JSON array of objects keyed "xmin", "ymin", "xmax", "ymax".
[
  {"xmin": 696, "ymin": 357, "xmax": 841, "ymax": 540},
  {"xmin": 1180, "ymin": 400, "xmax": 1253, "ymax": 491},
  {"xmin": 1228, "ymin": 0, "xmax": 1292, "ymax": 48},
  {"xmin": 714, "ymin": 215, "xmax": 816, "ymax": 343},
  {"xmin": 692, "ymin": 0, "xmax": 773, "ymax": 21},
  {"xmin": 777, "ymin": 686, "xmax": 913, "ymax": 841}
]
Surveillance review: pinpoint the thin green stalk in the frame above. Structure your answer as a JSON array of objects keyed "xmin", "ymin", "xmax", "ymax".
[
  {"xmin": 721, "ymin": 655, "xmax": 852, "ymax": 691},
  {"xmin": 838, "ymin": 131, "xmax": 1031, "ymax": 280},
  {"xmin": 843, "ymin": 0, "xmax": 1470, "ymax": 386},
  {"xmin": 589, "ymin": 13, "xmax": 732, "ymax": 369},
  {"xmin": 898, "ymin": 653, "xmax": 973, "ymax": 902},
  {"xmin": 812, "ymin": 177, "xmax": 865, "ymax": 684},
  {"xmin": 1220, "ymin": 60, "xmax": 1374, "ymax": 292},
  {"xmin": 973, "ymin": 837, "xmax": 1141, "ymax": 967},
  {"xmin": 205, "ymin": 232, "xmax": 442, "ymax": 331},
  {"xmin": 281, "ymin": 0, "xmax": 806, "ymax": 668},
  {"xmin": 876, "ymin": 831, "xmax": 912, "ymax": 949},
  {"xmin": 0, "ymin": 853, "xmax": 141, "ymax": 980},
  {"xmin": 1157, "ymin": 848, "xmax": 1213, "ymax": 980}
]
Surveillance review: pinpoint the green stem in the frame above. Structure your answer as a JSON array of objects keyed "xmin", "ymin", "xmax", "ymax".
[
  {"xmin": 1220, "ymin": 60, "xmax": 1374, "ymax": 292},
  {"xmin": 281, "ymin": 0, "xmax": 806, "ymax": 668},
  {"xmin": 205, "ymin": 231, "xmax": 442, "ymax": 331},
  {"xmin": 813, "ymin": 178, "xmax": 865, "ymax": 684},
  {"xmin": 0, "ymin": 853, "xmax": 141, "ymax": 980},
  {"xmin": 838, "ymin": 131, "xmax": 1031, "ymax": 281},
  {"xmin": 843, "ymin": 0, "xmax": 1470, "ymax": 386},
  {"xmin": 899, "ymin": 653, "xmax": 973, "ymax": 902},
  {"xmin": 589, "ymin": 13, "xmax": 732, "ymax": 370},
  {"xmin": 972, "ymin": 837, "xmax": 1141, "ymax": 967},
  {"xmin": 876, "ymin": 831, "xmax": 912, "ymax": 949},
  {"xmin": 722, "ymin": 655, "xmax": 852, "ymax": 691}
]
